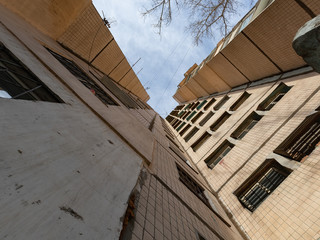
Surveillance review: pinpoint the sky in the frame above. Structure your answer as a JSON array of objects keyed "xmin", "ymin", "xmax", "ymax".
[{"xmin": 92, "ymin": 0, "xmax": 255, "ymax": 117}]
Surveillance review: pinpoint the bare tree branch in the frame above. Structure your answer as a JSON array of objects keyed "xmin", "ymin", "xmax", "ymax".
[{"xmin": 142, "ymin": 0, "xmax": 241, "ymax": 44}]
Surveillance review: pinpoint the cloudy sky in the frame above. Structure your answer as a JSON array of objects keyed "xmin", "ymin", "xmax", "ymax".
[{"xmin": 93, "ymin": 0, "xmax": 255, "ymax": 117}]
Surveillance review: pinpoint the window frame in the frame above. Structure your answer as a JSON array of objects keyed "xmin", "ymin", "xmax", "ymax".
[
  {"xmin": 46, "ymin": 48, "xmax": 117, "ymax": 106},
  {"xmin": 204, "ymin": 140, "xmax": 234, "ymax": 169},
  {"xmin": 274, "ymin": 111, "xmax": 320, "ymax": 162},
  {"xmin": 210, "ymin": 112, "xmax": 231, "ymax": 131},
  {"xmin": 229, "ymin": 91, "xmax": 251, "ymax": 111},
  {"xmin": 231, "ymin": 111, "xmax": 262, "ymax": 139},
  {"xmin": 234, "ymin": 159, "xmax": 292, "ymax": 212},
  {"xmin": 0, "ymin": 43, "xmax": 63, "ymax": 103},
  {"xmin": 257, "ymin": 82, "xmax": 291, "ymax": 111}
]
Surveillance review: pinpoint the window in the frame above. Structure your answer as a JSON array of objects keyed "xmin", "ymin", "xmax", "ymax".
[
  {"xmin": 165, "ymin": 115, "xmax": 174, "ymax": 123},
  {"xmin": 173, "ymin": 120, "xmax": 182, "ymax": 129},
  {"xmin": 210, "ymin": 112, "xmax": 231, "ymax": 131},
  {"xmin": 47, "ymin": 48, "xmax": 117, "ymax": 106},
  {"xmin": 186, "ymin": 111, "xmax": 197, "ymax": 121},
  {"xmin": 214, "ymin": 95, "xmax": 230, "ymax": 110},
  {"xmin": 100, "ymin": 75, "xmax": 140, "ymax": 108},
  {"xmin": 178, "ymin": 110, "xmax": 185, "ymax": 117},
  {"xmin": 234, "ymin": 159, "xmax": 292, "ymax": 212},
  {"xmin": 179, "ymin": 124, "xmax": 191, "ymax": 136},
  {"xmin": 231, "ymin": 112, "xmax": 262, "ymax": 139},
  {"xmin": 184, "ymin": 127, "xmax": 199, "ymax": 142},
  {"xmin": 176, "ymin": 122, "xmax": 186, "ymax": 131},
  {"xmin": 197, "ymin": 232, "xmax": 207, "ymax": 240},
  {"xmin": 191, "ymin": 102, "xmax": 200, "ymax": 110},
  {"xmin": 191, "ymin": 111, "xmax": 204, "ymax": 123},
  {"xmin": 191, "ymin": 132, "xmax": 211, "ymax": 152},
  {"xmin": 274, "ymin": 111, "xmax": 320, "ymax": 162},
  {"xmin": 182, "ymin": 111, "xmax": 192, "ymax": 120},
  {"xmin": 229, "ymin": 92, "xmax": 251, "ymax": 111},
  {"xmin": 257, "ymin": 82, "xmax": 291, "ymax": 111},
  {"xmin": 199, "ymin": 111, "xmax": 215, "ymax": 126},
  {"xmin": 176, "ymin": 164, "xmax": 210, "ymax": 206},
  {"xmin": 196, "ymin": 100, "xmax": 207, "ymax": 110},
  {"xmin": 205, "ymin": 140, "xmax": 234, "ymax": 168},
  {"xmin": 204, "ymin": 98, "xmax": 216, "ymax": 110},
  {"xmin": 0, "ymin": 43, "xmax": 63, "ymax": 103}
]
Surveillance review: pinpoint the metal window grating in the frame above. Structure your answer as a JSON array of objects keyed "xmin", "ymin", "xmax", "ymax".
[
  {"xmin": 0, "ymin": 43, "xmax": 63, "ymax": 103},
  {"xmin": 46, "ymin": 48, "xmax": 117, "ymax": 106},
  {"xmin": 235, "ymin": 159, "xmax": 291, "ymax": 212},
  {"xmin": 176, "ymin": 165, "xmax": 210, "ymax": 206},
  {"xmin": 274, "ymin": 111, "xmax": 320, "ymax": 161}
]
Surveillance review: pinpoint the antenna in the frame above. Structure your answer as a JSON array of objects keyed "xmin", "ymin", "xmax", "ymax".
[{"xmin": 102, "ymin": 11, "xmax": 117, "ymax": 28}]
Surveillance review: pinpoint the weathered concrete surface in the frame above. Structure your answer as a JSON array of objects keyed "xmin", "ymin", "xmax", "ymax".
[
  {"xmin": 0, "ymin": 99, "xmax": 142, "ymax": 240},
  {"xmin": 293, "ymin": 15, "xmax": 320, "ymax": 73},
  {"xmin": 0, "ymin": 3, "xmax": 148, "ymax": 239}
]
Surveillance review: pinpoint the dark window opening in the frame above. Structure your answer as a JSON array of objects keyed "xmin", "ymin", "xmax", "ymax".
[
  {"xmin": 210, "ymin": 112, "xmax": 231, "ymax": 131},
  {"xmin": 191, "ymin": 132, "xmax": 211, "ymax": 152},
  {"xmin": 46, "ymin": 48, "xmax": 117, "ymax": 106},
  {"xmin": 191, "ymin": 111, "xmax": 204, "ymax": 123},
  {"xmin": 274, "ymin": 111, "xmax": 320, "ymax": 162},
  {"xmin": 214, "ymin": 95, "xmax": 230, "ymax": 110},
  {"xmin": 234, "ymin": 159, "xmax": 291, "ymax": 212},
  {"xmin": 176, "ymin": 164, "xmax": 210, "ymax": 207},
  {"xmin": 204, "ymin": 98, "xmax": 216, "ymax": 110},
  {"xmin": 196, "ymin": 100, "xmax": 207, "ymax": 110},
  {"xmin": 229, "ymin": 91, "xmax": 251, "ymax": 111},
  {"xmin": 0, "ymin": 43, "xmax": 63, "ymax": 103},
  {"xmin": 186, "ymin": 111, "xmax": 197, "ymax": 121},
  {"xmin": 231, "ymin": 112, "xmax": 262, "ymax": 139},
  {"xmin": 191, "ymin": 101, "xmax": 200, "ymax": 110},
  {"xmin": 204, "ymin": 140, "xmax": 234, "ymax": 168},
  {"xmin": 199, "ymin": 111, "xmax": 215, "ymax": 126},
  {"xmin": 182, "ymin": 111, "xmax": 192, "ymax": 120},
  {"xmin": 179, "ymin": 124, "xmax": 191, "ymax": 136},
  {"xmin": 184, "ymin": 127, "xmax": 199, "ymax": 142},
  {"xmin": 100, "ymin": 75, "xmax": 140, "ymax": 108},
  {"xmin": 257, "ymin": 82, "xmax": 291, "ymax": 111},
  {"xmin": 176, "ymin": 122, "xmax": 186, "ymax": 131}
]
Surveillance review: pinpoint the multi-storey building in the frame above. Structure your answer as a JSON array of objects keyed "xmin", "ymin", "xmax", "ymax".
[
  {"xmin": 0, "ymin": 0, "xmax": 246, "ymax": 240},
  {"xmin": 167, "ymin": 0, "xmax": 320, "ymax": 240}
]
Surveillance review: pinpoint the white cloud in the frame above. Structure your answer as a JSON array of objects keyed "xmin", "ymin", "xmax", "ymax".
[{"xmin": 93, "ymin": 0, "xmax": 255, "ymax": 117}]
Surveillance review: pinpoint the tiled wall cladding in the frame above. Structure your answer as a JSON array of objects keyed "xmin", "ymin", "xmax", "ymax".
[
  {"xmin": 170, "ymin": 72, "xmax": 320, "ymax": 240},
  {"xmin": 129, "ymin": 114, "xmax": 244, "ymax": 240},
  {"xmin": 218, "ymin": 75, "xmax": 320, "ymax": 240},
  {"xmin": 130, "ymin": 172, "xmax": 217, "ymax": 240}
]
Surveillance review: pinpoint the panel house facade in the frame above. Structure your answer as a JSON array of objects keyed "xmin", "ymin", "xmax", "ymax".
[
  {"xmin": 0, "ymin": 1, "xmax": 245, "ymax": 240},
  {"xmin": 167, "ymin": 0, "xmax": 320, "ymax": 239}
]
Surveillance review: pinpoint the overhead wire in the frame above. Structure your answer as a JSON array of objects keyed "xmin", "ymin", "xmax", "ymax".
[{"xmin": 155, "ymin": 44, "xmax": 193, "ymax": 110}]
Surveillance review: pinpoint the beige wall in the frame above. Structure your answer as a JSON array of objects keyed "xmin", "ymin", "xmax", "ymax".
[{"xmin": 168, "ymin": 71, "xmax": 320, "ymax": 240}]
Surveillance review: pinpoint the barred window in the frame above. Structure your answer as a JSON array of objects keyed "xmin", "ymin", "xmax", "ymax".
[
  {"xmin": 234, "ymin": 159, "xmax": 291, "ymax": 212},
  {"xmin": 231, "ymin": 112, "xmax": 262, "ymax": 139},
  {"xmin": 229, "ymin": 91, "xmax": 251, "ymax": 111},
  {"xmin": 274, "ymin": 111, "xmax": 320, "ymax": 162},
  {"xmin": 184, "ymin": 127, "xmax": 199, "ymax": 142},
  {"xmin": 199, "ymin": 111, "xmax": 215, "ymax": 126},
  {"xmin": 0, "ymin": 43, "xmax": 63, "ymax": 103},
  {"xmin": 191, "ymin": 132, "xmax": 211, "ymax": 152},
  {"xmin": 214, "ymin": 95, "xmax": 230, "ymax": 110},
  {"xmin": 177, "ymin": 164, "xmax": 210, "ymax": 206},
  {"xmin": 204, "ymin": 140, "xmax": 234, "ymax": 168},
  {"xmin": 257, "ymin": 82, "xmax": 291, "ymax": 111},
  {"xmin": 210, "ymin": 112, "xmax": 231, "ymax": 131},
  {"xmin": 203, "ymin": 97, "xmax": 216, "ymax": 110},
  {"xmin": 47, "ymin": 48, "xmax": 117, "ymax": 106},
  {"xmin": 191, "ymin": 111, "xmax": 204, "ymax": 123},
  {"xmin": 179, "ymin": 124, "xmax": 191, "ymax": 136}
]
